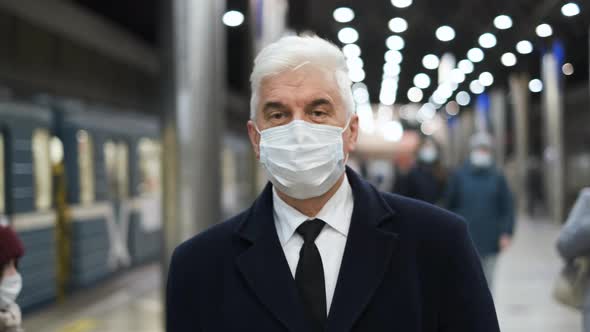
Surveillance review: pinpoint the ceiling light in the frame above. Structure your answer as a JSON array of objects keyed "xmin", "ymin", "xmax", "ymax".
[
  {"xmin": 386, "ymin": 35, "xmax": 405, "ymax": 50},
  {"xmin": 222, "ymin": 11, "xmax": 244, "ymax": 27},
  {"xmin": 383, "ymin": 62, "xmax": 401, "ymax": 77},
  {"xmin": 382, "ymin": 121, "xmax": 404, "ymax": 142},
  {"xmin": 432, "ymin": 92, "xmax": 447, "ymax": 107},
  {"xmin": 536, "ymin": 24, "xmax": 553, "ymax": 38},
  {"xmin": 346, "ymin": 57, "xmax": 364, "ymax": 69},
  {"xmin": 529, "ymin": 79, "xmax": 543, "ymax": 93},
  {"xmin": 494, "ymin": 15, "xmax": 513, "ymax": 30},
  {"xmin": 418, "ymin": 103, "xmax": 436, "ymax": 122},
  {"xmin": 446, "ymin": 101, "xmax": 460, "ymax": 116},
  {"xmin": 458, "ymin": 59, "xmax": 474, "ymax": 74},
  {"xmin": 349, "ymin": 67, "xmax": 365, "ymax": 82},
  {"xmin": 343, "ymin": 44, "xmax": 361, "ymax": 58},
  {"xmin": 479, "ymin": 72, "xmax": 494, "ymax": 86},
  {"xmin": 561, "ymin": 3, "xmax": 581, "ymax": 17},
  {"xmin": 470, "ymin": 80, "xmax": 485, "ymax": 94},
  {"xmin": 333, "ymin": 7, "xmax": 355, "ymax": 23},
  {"xmin": 338, "ymin": 27, "xmax": 359, "ymax": 44},
  {"xmin": 438, "ymin": 83, "xmax": 454, "ymax": 99},
  {"xmin": 436, "ymin": 25, "xmax": 456, "ymax": 42},
  {"xmin": 391, "ymin": 0, "xmax": 413, "ymax": 9},
  {"xmin": 385, "ymin": 50, "xmax": 403, "ymax": 64},
  {"xmin": 467, "ymin": 48, "xmax": 485, "ymax": 63},
  {"xmin": 516, "ymin": 40, "xmax": 533, "ymax": 54},
  {"xmin": 389, "ymin": 17, "xmax": 408, "ymax": 33},
  {"xmin": 501, "ymin": 52, "xmax": 517, "ymax": 67},
  {"xmin": 479, "ymin": 33, "xmax": 497, "ymax": 48},
  {"xmin": 422, "ymin": 54, "xmax": 440, "ymax": 70},
  {"xmin": 353, "ymin": 87, "xmax": 370, "ymax": 104},
  {"xmin": 456, "ymin": 91, "xmax": 471, "ymax": 106},
  {"xmin": 450, "ymin": 68, "xmax": 466, "ymax": 84},
  {"xmin": 407, "ymin": 87, "xmax": 424, "ymax": 103},
  {"xmin": 562, "ymin": 63, "xmax": 574, "ymax": 76},
  {"xmin": 414, "ymin": 73, "xmax": 431, "ymax": 89}
]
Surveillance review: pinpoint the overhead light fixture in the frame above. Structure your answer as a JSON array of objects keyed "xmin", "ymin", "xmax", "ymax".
[
  {"xmin": 389, "ymin": 17, "xmax": 408, "ymax": 33},
  {"xmin": 353, "ymin": 86, "xmax": 370, "ymax": 104},
  {"xmin": 383, "ymin": 62, "xmax": 401, "ymax": 77},
  {"xmin": 333, "ymin": 7, "xmax": 355, "ymax": 23},
  {"xmin": 418, "ymin": 103, "xmax": 436, "ymax": 122},
  {"xmin": 529, "ymin": 79, "xmax": 543, "ymax": 93},
  {"xmin": 562, "ymin": 63, "xmax": 574, "ymax": 76},
  {"xmin": 391, "ymin": 0, "xmax": 413, "ymax": 9},
  {"xmin": 432, "ymin": 92, "xmax": 447, "ymax": 107},
  {"xmin": 346, "ymin": 57, "xmax": 364, "ymax": 69},
  {"xmin": 561, "ymin": 3, "xmax": 581, "ymax": 17},
  {"xmin": 407, "ymin": 87, "xmax": 424, "ymax": 103},
  {"xmin": 458, "ymin": 59, "xmax": 474, "ymax": 74},
  {"xmin": 501, "ymin": 52, "xmax": 517, "ymax": 67},
  {"xmin": 422, "ymin": 54, "xmax": 440, "ymax": 70},
  {"xmin": 438, "ymin": 83, "xmax": 454, "ymax": 99},
  {"xmin": 338, "ymin": 27, "xmax": 359, "ymax": 44},
  {"xmin": 413, "ymin": 73, "xmax": 431, "ymax": 89},
  {"xmin": 494, "ymin": 15, "xmax": 513, "ymax": 30},
  {"xmin": 436, "ymin": 25, "xmax": 456, "ymax": 42},
  {"xmin": 386, "ymin": 35, "xmax": 405, "ymax": 50},
  {"xmin": 382, "ymin": 121, "xmax": 404, "ymax": 142},
  {"xmin": 467, "ymin": 48, "xmax": 485, "ymax": 63},
  {"xmin": 222, "ymin": 10, "xmax": 244, "ymax": 27},
  {"xmin": 469, "ymin": 80, "xmax": 485, "ymax": 94},
  {"xmin": 343, "ymin": 44, "xmax": 361, "ymax": 58},
  {"xmin": 446, "ymin": 101, "xmax": 460, "ymax": 116},
  {"xmin": 385, "ymin": 50, "xmax": 403, "ymax": 64},
  {"xmin": 450, "ymin": 68, "xmax": 466, "ymax": 84},
  {"xmin": 478, "ymin": 33, "xmax": 497, "ymax": 48},
  {"xmin": 516, "ymin": 40, "xmax": 534, "ymax": 54},
  {"xmin": 479, "ymin": 72, "xmax": 494, "ymax": 86},
  {"xmin": 349, "ymin": 67, "xmax": 365, "ymax": 82},
  {"xmin": 536, "ymin": 23, "xmax": 553, "ymax": 38},
  {"xmin": 456, "ymin": 91, "xmax": 471, "ymax": 106}
]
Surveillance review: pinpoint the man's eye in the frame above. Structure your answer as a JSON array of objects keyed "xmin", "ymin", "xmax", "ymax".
[
  {"xmin": 270, "ymin": 112, "xmax": 285, "ymax": 119},
  {"xmin": 311, "ymin": 110, "xmax": 327, "ymax": 117}
]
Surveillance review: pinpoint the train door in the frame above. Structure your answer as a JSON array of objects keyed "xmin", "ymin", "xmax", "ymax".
[{"xmin": 104, "ymin": 140, "xmax": 131, "ymax": 268}]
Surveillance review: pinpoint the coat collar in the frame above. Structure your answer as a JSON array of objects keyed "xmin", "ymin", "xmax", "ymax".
[{"xmin": 234, "ymin": 167, "xmax": 400, "ymax": 332}]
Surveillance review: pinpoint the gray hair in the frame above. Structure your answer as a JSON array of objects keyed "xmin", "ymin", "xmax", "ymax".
[{"xmin": 249, "ymin": 35, "xmax": 355, "ymax": 120}]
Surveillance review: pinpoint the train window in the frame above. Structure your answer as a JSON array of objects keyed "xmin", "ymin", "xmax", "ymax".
[
  {"xmin": 77, "ymin": 130, "xmax": 95, "ymax": 204},
  {"xmin": 104, "ymin": 140, "xmax": 129, "ymax": 199},
  {"xmin": 137, "ymin": 138, "xmax": 161, "ymax": 194},
  {"xmin": 32, "ymin": 129, "xmax": 52, "ymax": 210},
  {"xmin": 0, "ymin": 134, "xmax": 4, "ymax": 214}
]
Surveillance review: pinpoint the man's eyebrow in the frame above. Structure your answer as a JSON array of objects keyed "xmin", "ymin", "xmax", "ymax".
[
  {"xmin": 262, "ymin": 101, "xmax": 287, "ymax": 113},
  {"xmin": 308, "ymin": 98, "xmax": 333, "ymax": 108}
]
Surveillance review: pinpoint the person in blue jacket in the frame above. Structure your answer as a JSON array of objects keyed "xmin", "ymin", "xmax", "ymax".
[{"xmin": 444, "ymin": 132, "xmax": 515, "ymax": 289}]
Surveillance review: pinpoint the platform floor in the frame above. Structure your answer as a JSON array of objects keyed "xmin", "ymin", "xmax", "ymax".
[{"xmin": 23, "ymin": 217, "xmax": 582, "ymax": 332}]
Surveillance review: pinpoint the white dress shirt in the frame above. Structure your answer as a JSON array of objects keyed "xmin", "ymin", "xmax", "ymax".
[{"xmin": 273, "ymin": 175, "xmax": 354, "ymax": 313}]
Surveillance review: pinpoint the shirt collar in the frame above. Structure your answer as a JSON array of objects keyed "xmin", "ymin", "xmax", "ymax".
[{"xmin": 273, "ymin": 175, "xmax": 353, "ymax": 246}]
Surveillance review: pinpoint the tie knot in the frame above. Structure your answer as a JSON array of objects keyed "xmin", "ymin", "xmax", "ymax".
[{"xmin": 296, "ymin": 219, "xmax": 325, "ymax": 243}]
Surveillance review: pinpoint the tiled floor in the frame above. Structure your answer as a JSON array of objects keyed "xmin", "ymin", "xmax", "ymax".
[{"xmin": 23, "ymin": 217, "xmax": 582, "ymax": 332}]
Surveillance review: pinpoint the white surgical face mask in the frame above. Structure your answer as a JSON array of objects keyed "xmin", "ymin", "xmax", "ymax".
[
  {"xmin": 257, "ymin": 119, "xmax": 349, "ymax": 199},
  {"xmin": 0, "ymin": 272, "xmax": 22, "ymax": 308},
  {"xmin": 418, "ymin": 147, "xmax": 438, "ymax": 163},
  {"xmin": 470, "ymin": 150, "xmax": 493, "ymax": 168}
]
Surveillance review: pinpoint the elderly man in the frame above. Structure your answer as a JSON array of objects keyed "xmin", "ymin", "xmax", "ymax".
[{"xmin": 166, "ymin": 35, "xmax": 499, "ymax": 332}]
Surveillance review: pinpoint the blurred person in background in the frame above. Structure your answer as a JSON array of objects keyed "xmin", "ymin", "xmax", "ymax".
[
  {"xmin": 444, "ymin": 132, "xmax": 515, "ymax": 289},
  {"xmin": 167, "ymin": 35, "xmax": 499, "ymax": 332},
  {"xmin": 557, "ymin": 188, "xmax": 590, "ymax": 332},
  {"xmin": 0, "ymin": 222, "xmax": 25, "ymax": 332},
  {"xmin": 394, "ymin": 137, "xmax": 447, "ymax": 205}
]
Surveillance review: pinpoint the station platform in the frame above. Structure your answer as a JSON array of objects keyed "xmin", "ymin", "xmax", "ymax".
[{"xmin": 22, "ymin": 217, "xmax": 580, "ymax": 332}]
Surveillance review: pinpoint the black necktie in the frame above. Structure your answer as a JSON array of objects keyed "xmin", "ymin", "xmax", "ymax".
[{"xmin": 295, "ymin": 218, "xmax": 327, "ymax": 332}]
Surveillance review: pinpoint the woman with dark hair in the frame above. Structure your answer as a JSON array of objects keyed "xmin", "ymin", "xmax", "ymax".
[{"xmin": 0, "ymin": 223, "xmax": 25, "ymax": 332}]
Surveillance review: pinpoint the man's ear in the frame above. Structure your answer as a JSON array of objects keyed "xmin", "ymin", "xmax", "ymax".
[
  {"xmin": 247, "ymin": 120, "xmax": 261, "ymax": 159},
  {"xmin": 345, "ymin": 114, "xmax": 359, "ymax": 152}
]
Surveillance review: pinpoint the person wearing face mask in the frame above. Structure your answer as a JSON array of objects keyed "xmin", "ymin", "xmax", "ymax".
[
  {"xmin": 166, "ymin": 35, "xmax": 499, "ymax": 332},
  {"xmin": 444, "ymin": 132, "xmax": 515, "ymax": 289},
  {"xmin": 394, "ymin": 138, "xmax": 447, "ymax": 205},
  {"xmin": 0, "ymin": 223, "xmax": 25, "ymax": 332}
]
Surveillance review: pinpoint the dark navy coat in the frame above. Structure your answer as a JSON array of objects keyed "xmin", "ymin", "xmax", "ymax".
[
  {"xmin": 166, "ymin": 168, "xmax": 499, "ymax": 332},
  {"xmin": 444, "ymin": 162, "xmax": 515, "ymax": 257},
  {"xmin": 394, "ymin": 164, "xmax": 446, "ymax": 204}
]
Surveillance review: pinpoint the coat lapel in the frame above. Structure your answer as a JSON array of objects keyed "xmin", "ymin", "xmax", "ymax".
[
  {"xmin": 234, "ymin": 184, "xmax": 309, "ymax": 332},
  {"xmin": 326, "ymin": 168, "xmax": 400, "ymax": 332}
]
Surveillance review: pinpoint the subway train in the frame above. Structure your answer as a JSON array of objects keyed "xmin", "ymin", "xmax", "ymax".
[{"xmin": 0, "ymin": 99, "xmax": 163, "ymax": 311}]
